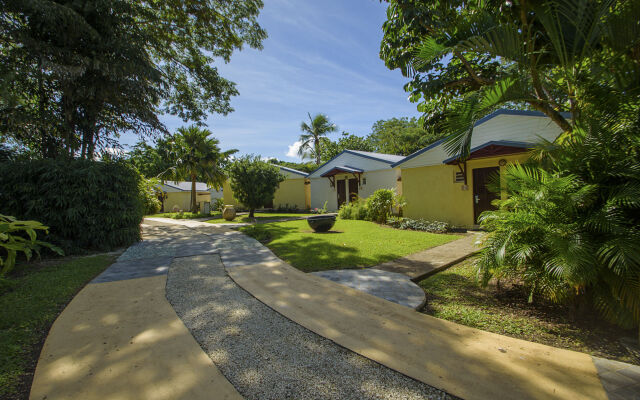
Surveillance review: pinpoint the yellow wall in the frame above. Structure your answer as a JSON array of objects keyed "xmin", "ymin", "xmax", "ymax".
[
  {"xmin": 401, "ymin": 153, "xmax": 529, "ymax": 227},
  {"xmin": 273, "ymin": 178, "xmax": 307, "ymax": 210},
  {"xmin": 223, "ymin": 178, "xmax": 309, "ymax": 210},
  {"xmin": 163, "ymin": 192, "xmax": 210, "ymax": 212},
  {"xmin": 222, "ymin": 180, "xmax": 241, "ymax": 207}
]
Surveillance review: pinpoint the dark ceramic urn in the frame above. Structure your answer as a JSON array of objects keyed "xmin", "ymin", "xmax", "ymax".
[{"xmin": 307, "ymin": 214, "xmax": 337, "ymax": 232}]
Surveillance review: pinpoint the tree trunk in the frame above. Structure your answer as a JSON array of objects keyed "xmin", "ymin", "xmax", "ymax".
[
  {"xmin": 190, "ymin": 173, "xmax": 197, "ymax": 213},
  {"xmin": 249, "ymin": 208, "xmax": 255, "ymax": 218},
  {"xmin": 314, "ymin": 136, "xmax": 321, "ymax": 165}
]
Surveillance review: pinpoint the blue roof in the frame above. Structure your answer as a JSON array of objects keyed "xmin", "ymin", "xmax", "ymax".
[
  {"xmin": 276, "ymin": 165, "xmax": 307, "ymax": 177},
  {"xmin": 391, "ymin": 109, "xmax": 571, "ymax": 168},
  {"xmin": 441, "ymin": 141, "xmax": 535, "ymax": 164},
  {"xmin": 307, "ymin": 149, "xmax": 405, "ymax": 177}
]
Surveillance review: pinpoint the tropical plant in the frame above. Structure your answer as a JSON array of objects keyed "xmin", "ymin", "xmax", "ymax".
[
  {"xmin": 298, "ymin": 113, "xmax": 338, "ymax": 164},
  {"xmin": 166, "ymin": 126, "xmax": 236, "ymax": 212},
  {"xmin": 227, "ymin": 156, "xmax": 286, "ymax": 218},
  {"xmin": 0, "ymin": 214, "xmax": 63, "ymax": 277},
  {"xmin": 387, "ymin": 217, "xmax": 451, "ymax": 233},
  {"xmin": 383, "ymin": 0, "xmax": 640, "ymax": 156},
  {"xmin": 476, "ymin": 112, "xmax": 640, "ymax": 339}
]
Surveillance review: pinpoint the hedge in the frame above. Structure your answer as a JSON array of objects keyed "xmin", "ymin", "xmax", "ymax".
[{"xmin": 0, "ymin": 159, "xmax": 144, "ymax": 253}]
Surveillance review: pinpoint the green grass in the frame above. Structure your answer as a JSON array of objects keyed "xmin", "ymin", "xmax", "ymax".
[
  {"xmin": 239, "ymin": 219, "xmax": 459, "ymax": 272},
  {"xmin": 205, "ymin": 212, "xmax": 313, "ymax": 224},
  {"xmin": 0, "ymin": 254, "xmax": 116, "ymax": 399},
  {"xmin": 419, "ymin": 260, "xmax": 637, "ymax": 363},
  {"xmin": 146, "ymin": 211, "xmax": 221, "ymax": 219}
]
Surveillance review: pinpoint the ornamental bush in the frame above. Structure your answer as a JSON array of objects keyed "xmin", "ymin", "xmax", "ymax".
[
  {"xmin": 387, "ymin": 217, "xmax": 451, "ymax": 233},
  {"xmin": 0, "ymin": 159, "xmax": 144, "ymax": 253},
  {"xmin": 338, "ymin": 199, "xmax": 368, "ymax": 220}
]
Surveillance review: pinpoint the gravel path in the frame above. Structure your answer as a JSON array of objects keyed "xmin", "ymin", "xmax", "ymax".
[{"xmin": 166, "ymin": 253, "xmax": 455, "ymax": 400}]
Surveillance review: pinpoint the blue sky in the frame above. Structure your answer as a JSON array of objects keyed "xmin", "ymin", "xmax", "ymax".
[{"xmin": 120, "ymin": 0, "xmax": 420, "ymax": 160}]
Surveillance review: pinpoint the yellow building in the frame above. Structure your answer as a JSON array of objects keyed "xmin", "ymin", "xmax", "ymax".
[
  {"xmin": 223, "ymin": 165, "xmax": 310, "ymax": 210},
  {"xmin": 392, "ymin": 110, "xmax": 568, "ymax": 227},
  {"xmin": 157, "ymin": 181, "xmax": 213, "ymax": 212}
]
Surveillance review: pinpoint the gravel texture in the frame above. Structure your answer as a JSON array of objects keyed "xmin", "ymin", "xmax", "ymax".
[{"xmin": 166, "ymin": 253, "xmax": 455, "ymax": 400}]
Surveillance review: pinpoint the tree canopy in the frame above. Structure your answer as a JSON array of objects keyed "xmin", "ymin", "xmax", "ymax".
[
  {"xmin": 228, "ymin": 156, "xmax": 286, "ymax": 218},
  {"xmin": 0, "ymin": 0, "xmax": 266, "ymax": 159},
  {"xmin": 319, "ymin": 132, "xmax": 375, "ymax": 162}
]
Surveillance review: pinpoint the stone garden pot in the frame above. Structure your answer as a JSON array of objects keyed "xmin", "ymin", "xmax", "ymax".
[
  {"xmin": 307, "ymin": 214, "xmax": 337, "ymax": 232},
  {"xmin": 222, "ymin": 205, "xmax": 236, "ymax": 221}
]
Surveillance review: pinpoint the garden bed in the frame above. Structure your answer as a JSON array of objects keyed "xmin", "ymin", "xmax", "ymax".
[
  {"xmin": 419, "ymin": 260, "xmax": 638, "ymax": 364},
  {"xmin": 239, "ymin": 219, "xmax": 459, "ymax": 272},
  {"xmin": 205, "ymin": 212, "xmax": 313, "ymax": 224}
]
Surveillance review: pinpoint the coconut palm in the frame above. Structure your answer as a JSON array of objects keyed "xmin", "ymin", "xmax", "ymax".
[
  {"xmin": 298, "ymin": 113, "xmax": 337, "ymax": 165},
  {"xmin": 168, "ymin": 125, "xmax": 237, "ymax": 212}
]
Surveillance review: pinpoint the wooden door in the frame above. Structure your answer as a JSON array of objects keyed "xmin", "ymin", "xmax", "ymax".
[
  {"xmin": 337, "ymin": 179, "xmax": 346, "ymax": 208},
  {"xmin": 348, "ymin": 178, "xmax": 359, "ymax": 202},
  {"xmin": 472, "ymin": 167, "xmax": 499, "ymax": 224}
]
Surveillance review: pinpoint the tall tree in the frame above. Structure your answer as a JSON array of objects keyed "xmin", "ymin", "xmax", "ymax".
[
  {"xmin": 297, "ymin": 113, "xmax": 337, "ymax": 165},
  {"xmin": 0, "ymin": 0, "xmax": 267, "ymax": 158},
  {"xmin": 319, "ymin": 132, "xmax": 374, "ymax": 162},
  {"xmin": 167, "ymin": 126, "xmax": 236, "ymax": 212},
  {"xmin": 369, "ymin": 117, "xmax": 444, "ymax": 155},
  {"xmin": 380, "ymin": 0, "xmax": 640, "ymax": 157},
  {"xmin": 228, "ymin": 156, "xmax": 286, "ymax": 218}
]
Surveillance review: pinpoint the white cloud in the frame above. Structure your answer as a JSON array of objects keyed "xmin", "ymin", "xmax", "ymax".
[{"xmin": 286, "ymin": 141, "xmax": 303, "ymax": 159}]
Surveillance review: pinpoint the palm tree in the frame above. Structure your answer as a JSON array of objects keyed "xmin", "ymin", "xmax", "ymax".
[
  {"xmin": 169, "ymin": 125, "xmax": 237, "ymax": 212},
  {"xmin": 298, "ymin": 113, "xmax": 337, "ymax": 165}
]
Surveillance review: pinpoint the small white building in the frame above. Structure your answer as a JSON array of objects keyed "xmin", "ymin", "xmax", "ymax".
[{"xmin": 307, "ymin": 150, "xmax": 405, "ymax": 211}]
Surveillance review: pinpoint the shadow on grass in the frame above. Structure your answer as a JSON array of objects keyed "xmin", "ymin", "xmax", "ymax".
[{"xmin": 240, "ymin": 223, "xmax": 409, "ymax": 272}]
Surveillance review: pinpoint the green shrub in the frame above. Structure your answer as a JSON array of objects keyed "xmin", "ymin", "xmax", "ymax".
[
  {"xmin": 213, "ymin": 198, "xmax": 225, "ymax": 212},
  {"xmin": 338, "ymin": 199, "xmax": 368, "ymax": 220},
  {"xmin": 139, "ymin": 177, "xmax": 161, "ymax": 215},
  {"xmin": 365, "ymin": 189, "xmax": 402, "ymax": 224},
  {"xmin": 0, "ymin": 159, "xmax": 144, "ymax": 253},
  {"xmin": 387, "ymin": 217, "xmax": 451, "ymax": 233}
]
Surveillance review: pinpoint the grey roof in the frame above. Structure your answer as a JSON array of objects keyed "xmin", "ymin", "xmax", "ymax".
[
  {"xmin": 320, "ymin": 165, "xmax": 364, "ymax": 177},
  {"xmin": 346, "ymin": 150, "xmax": 405, "ymax": 163},
  {"xmin": 276, "ymin": 165, "xmax": 308, "ymax": 176},
  {"xmin": 160, "ymin": 181, "xmax": 210, "ymax": 192}
]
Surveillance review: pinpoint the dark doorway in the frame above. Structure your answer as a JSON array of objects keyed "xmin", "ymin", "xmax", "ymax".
[
  {"xmin": 472, "ymin": 167, "xmax": 500, "ymax": 224},
  {"xmin": 337, "ymin": 179, "xmax": 346, "ymax": 208},
  {"xmin": 348, "ymin": 178, "xmax": 359, "ymax": 202}
]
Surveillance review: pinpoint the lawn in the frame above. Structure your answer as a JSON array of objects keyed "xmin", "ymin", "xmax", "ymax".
[
  {"xmin": 205, "ymin": 212, "xmax": 313, "ymax": 224},
  {"xmin": 419, "ymin": 260, "xmax": 638, "ymax": 364},
  {"xmin": 146, "ymin": 211, "xmax": 221, "ymax": 219},
  {"xmin": 0, "ymin": 254, "xmax": 117, "ymax": 399},
  {"xmin": 239, "ymin": 219, "xmax": 459, "ymax": 272}
]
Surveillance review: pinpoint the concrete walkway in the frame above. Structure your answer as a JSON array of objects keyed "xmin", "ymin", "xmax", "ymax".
[
  {"xmin": 312, "ymin": 269, "xmax": 426, "ymax": 309},
  {"xmin": 30, "ymin": 223, "xmax": 242, "ymax": 400},
  {"xmin": 374, "ymin": 232, "xmax": 482, "ymax": 281}
]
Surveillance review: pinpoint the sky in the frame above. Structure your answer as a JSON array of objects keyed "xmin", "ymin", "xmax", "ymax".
[{"xmin": 119, "ymin": 0, "xmax": 420, "ymax": 161}]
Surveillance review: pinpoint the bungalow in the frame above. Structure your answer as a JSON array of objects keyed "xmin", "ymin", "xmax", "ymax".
[
  {"xmin": 391, "ymin": 110, "xmax": 568, "ymax": 227},
  {"xmin": 223, "ymin": 165, "xmax": 310, "ymax": 210},
  {"xmin": 157, "ymin": 181, "xmax": 213, "ymax": 212},
  {"xmin": 307, "ymin": 150, "xmax": 405, "ymax": 211}
]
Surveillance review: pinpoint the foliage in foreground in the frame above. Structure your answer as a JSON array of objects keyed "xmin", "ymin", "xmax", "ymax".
[
  {"xmin": 228, "ymin": 156, "xmax": 286, "ymax": 218},
  {"xmin": 0, "ymin": 159, "xmax": 144, "ymax": 253},
  {"xmin": 0, "ymin": 254, "xmax": 115, "ymax": 398},
  {"xmin": 0, "ymin": 215, "xmax": 63, "ymax": 278},
  {"xmin": 476, "ymin": 117, "xmax": 640, "ymax": 336}
]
